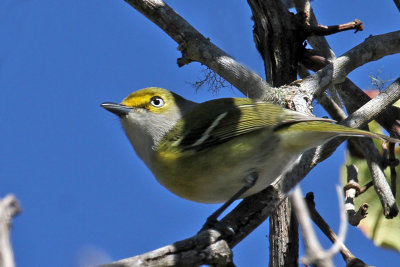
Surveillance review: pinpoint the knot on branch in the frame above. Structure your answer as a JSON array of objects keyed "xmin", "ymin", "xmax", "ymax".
[
  {"xmin": 344, "ymin": 165, "xmax": 370, "ymax": 226},
  {"xmin": 343, "ymin": 181, "xmax": 361, "ymax": 196}
]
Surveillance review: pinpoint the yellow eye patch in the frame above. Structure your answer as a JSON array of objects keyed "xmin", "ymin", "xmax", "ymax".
[{"xmin": 120, "ymin": 87, "xmax": 174, "ymax": 114}]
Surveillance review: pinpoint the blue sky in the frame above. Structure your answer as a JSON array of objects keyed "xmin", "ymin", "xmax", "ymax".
[{"xmin": 1, "ymin": 0, "xmax": 400, "ymax": 266}]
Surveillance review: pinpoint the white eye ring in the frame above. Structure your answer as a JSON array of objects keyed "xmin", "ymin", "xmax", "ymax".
[{"xmin": 150, "ymin": 96, "xmax": 165, "ymax": 107}]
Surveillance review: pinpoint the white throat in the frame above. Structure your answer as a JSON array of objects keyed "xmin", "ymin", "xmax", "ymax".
[{"xmin": 120, "ymin": 108, "xmax": 184, "ymax": 169}]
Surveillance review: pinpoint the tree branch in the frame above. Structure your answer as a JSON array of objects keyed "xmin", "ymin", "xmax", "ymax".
[
  {"xmin": 300, "ymin": 31, "xmax": 400, "ymax": 96},
  {"xmin": 305, "ymin": 192, "xmax": 368, "ymax": 266},
  {"xmin": 124, "ymin": 0, "xmax": 272, "ymax": 99},
  {"xmin": 305, "ymin": 19, "xmax": 364, "ymax": 36},
  {"xmin": 98, "ymin": 230, "xmax": 234, "ymax": 267},
  {"xmin": 247, "ymin": 0, "xmax": 300, "ymax": 86},
  {"xmin": 341, "ymin": 78, "xmax": 400, "ymax": 129},
  {"xmin": 338, "ymin": 79, "xmax": 400, "ymax": 138}
]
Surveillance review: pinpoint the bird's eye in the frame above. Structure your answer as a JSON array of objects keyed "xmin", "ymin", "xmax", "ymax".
[{"xmin": 150, "ymin": 96, "xmax": 165, "ymax": 108}]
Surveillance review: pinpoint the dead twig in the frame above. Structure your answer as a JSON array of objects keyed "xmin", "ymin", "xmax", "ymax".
[
  {"xmin": 305, "ymin": 191, "xmax": 368, "ymax": 266},
  {"xmin": 0, "ymin": 194, "xmax": 21, "ymax": 267},
  {"xmin": 343, "ymin": 165, "xmax": 369, "ymax": 226}
]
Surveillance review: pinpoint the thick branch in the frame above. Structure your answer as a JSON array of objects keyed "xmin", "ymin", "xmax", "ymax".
[
  {"xmin": 124, "ymin": 0, "xmax": 272, "ymax": 99},
  {"xmin": 99, "ymin": 230, "xmax": 234, "ymax": 267},
  {"xmin": 268, "ymin": 198, "xmax": 298, "ymax": 267},
  {"xmin": 247, "ymin": 0, "xmax": 300, "ymax": 86}
]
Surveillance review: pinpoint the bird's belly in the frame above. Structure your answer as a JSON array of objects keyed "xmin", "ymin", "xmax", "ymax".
[{"xmin": 153, "ymin": 147, "xmax": 300, "ymax": 204}]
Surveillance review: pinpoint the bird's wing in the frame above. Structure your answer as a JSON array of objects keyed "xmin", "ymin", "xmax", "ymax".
[{"xmin": 160, "ymin": 98, "xmax": 333, "ymax": 152}]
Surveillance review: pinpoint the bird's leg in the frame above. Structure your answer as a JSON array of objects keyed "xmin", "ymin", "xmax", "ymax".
[{"xmin": 200, "ymin": 171, "xmax": 259, "ymax": 233}]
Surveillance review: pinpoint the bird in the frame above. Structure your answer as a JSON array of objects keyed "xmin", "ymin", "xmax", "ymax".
[{"xmin": 101, "ymin": 87, "xmax": 398, "ymax": 207}]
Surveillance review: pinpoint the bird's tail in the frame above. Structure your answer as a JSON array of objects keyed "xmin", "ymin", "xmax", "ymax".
[{"xmin": 276, "ymin": 120, "xmax": 399, "ymax": 152}]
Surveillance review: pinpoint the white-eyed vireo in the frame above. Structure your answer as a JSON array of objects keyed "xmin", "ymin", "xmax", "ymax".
[{"xmin": 102, "ymin": 87, "xmax": 397, "ymax": 206}]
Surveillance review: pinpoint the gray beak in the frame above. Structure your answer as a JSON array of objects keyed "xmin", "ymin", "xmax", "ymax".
[{"xmin": 101, "ymin": 102, "xmax": 133, "ymax": 117}]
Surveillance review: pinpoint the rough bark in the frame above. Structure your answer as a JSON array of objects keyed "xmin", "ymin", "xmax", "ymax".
[
  {"xmin": 269, "ymin": 198, "xmax": 298, "ymax": 267},
  {"xmin": 248, "ymin": 0, "xmax": 300, "ymax": 86},
  {"xmin": 247, "ymin": 1, "xmax": 302, "ymax": 266}
]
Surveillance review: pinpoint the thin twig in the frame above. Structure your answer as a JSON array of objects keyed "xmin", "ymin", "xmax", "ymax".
[
  {"xmin": 0, "ymin": 194, "xmax": 21, "ymax": 267},
  {"xmin": 291, "ymin": 187, "xmax": 333, "ymax": 267},
  {"xmin": 326, "ymin": 187, "xmax": 348, "ymax": 260},
  {"xmin": 305, "ymin": 191, "xmax": 368, "ymax": 266},
  {"xmin": 305, "ymin": 19, "xmax": 364, "ymax": 36},
  {"xmin": 359, "ymin": 181, "xmax": 374, "ymax": 195}
]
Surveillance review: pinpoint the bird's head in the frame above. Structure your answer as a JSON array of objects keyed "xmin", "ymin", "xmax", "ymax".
[{"xmin": 101, "ymin": 87, "xmax": 196, "ymax": 166}]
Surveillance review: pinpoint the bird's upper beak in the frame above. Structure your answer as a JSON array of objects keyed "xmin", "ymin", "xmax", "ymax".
[{"xmin": 101, "ymin": 102, "xmax": 133, "ymax": 117}]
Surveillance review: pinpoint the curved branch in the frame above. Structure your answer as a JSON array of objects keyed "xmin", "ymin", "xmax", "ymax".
[
  {"xmin": 298, "ymin": 31, "xmax": 400, "ymax": 96},
  {"xmin": 124, "ymin": 0, "xmax": 272, "ymax": 99}
]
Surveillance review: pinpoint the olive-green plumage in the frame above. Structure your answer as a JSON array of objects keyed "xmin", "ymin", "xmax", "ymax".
[{"xmin": 102, "ymin": 87, "xmax": 398, "ymax": 203}]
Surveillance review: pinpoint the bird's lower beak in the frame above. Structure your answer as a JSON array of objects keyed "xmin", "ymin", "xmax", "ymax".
[{"xmin": 101, "ymin": 102, "xmax": 133, "ymax": 117}]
